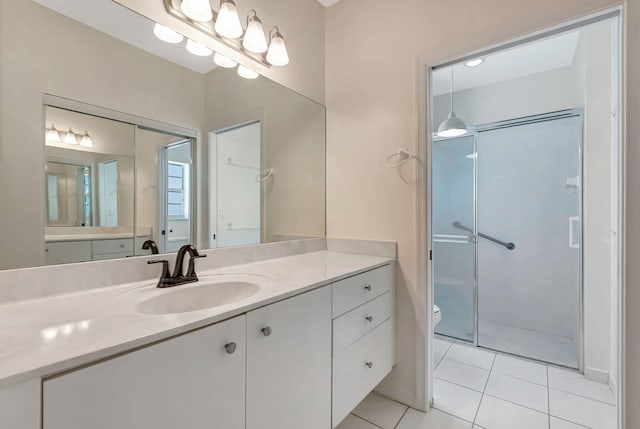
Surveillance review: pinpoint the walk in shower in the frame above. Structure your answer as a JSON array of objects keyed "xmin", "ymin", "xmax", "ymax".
[{"xmin": 433, "ymin": 112, "xmax": 583, "ymax": 369}]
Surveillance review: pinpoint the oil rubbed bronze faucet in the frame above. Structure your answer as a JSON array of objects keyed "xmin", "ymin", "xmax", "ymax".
[
  {"xmin": 142, "ymin": 240, "xmax": 159, "ymax": 254},
  {"xmin": 147, "ymin": 244, "xmax": 207, "ymax": 288}
]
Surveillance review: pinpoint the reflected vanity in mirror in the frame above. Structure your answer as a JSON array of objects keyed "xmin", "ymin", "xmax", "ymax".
[{"xmin": 0, "ymin": 0, "xmax": 325, "ymax": 270}]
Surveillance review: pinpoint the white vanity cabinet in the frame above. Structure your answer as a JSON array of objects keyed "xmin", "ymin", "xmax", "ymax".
[
  {"xmin": 0, "ymin": 380, "xmax": 40, "ymax": 429},
  {"xmin": 43, "ymin": 315, "xmax": 247, "ymax": 429},
  {"xmin": 246, "ymin": 286, "xmax": 332, "ymax": 429}
]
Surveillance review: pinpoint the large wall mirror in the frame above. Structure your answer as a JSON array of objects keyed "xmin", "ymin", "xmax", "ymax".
[{"xmin": 0, "ymin": 0, "xmax": 325, "ymax": 270}]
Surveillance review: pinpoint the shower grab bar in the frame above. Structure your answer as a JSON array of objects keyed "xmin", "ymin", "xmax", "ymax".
[{"xmin": 452, "ymin": 221, "xmax": 516, "ymax": 250}]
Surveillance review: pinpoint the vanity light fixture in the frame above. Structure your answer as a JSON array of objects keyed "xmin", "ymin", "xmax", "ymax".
[
  {"xmin": 180, "ymin": 0, "xmax": 213, "ymax": 22},
  {"xmin": 242, "ymin": 10, "xmax": 268, "ymax": 53},
  {"xmin": 465, "ymin": 57, "xmax": 484, "ymax": 67},
  {"xmin": 46, "ymin": 124, "xmax": 61, "ymax": 142},
  {"xmin": 437, "ymin": 68, "xmax": 468, "ymax": 138},
  {"xmin": 266, "ymin": 26, "xmax": 289, "ymax": 66},
  {"xmin": 63, "ymin": 128, "xmax": 79, "ymax": 145},
  {"xmin": 214, "ymin": 52, "xmax": 238, "ymax": 68},
  {"xmin": 153, "ymin": 23, "xmax": 184, "ymax": 44},
  {"xmin": 214, "ymin": 0, "xmax": 243, "ymax": 39},
  {"xmin": 186, "ymin": 39, "xmax": 213, "ymax": 56},
  {"xmin": 80, "ymin": 131, "xmax": 94, "ymax": 148},
  {"xmin": 237, "ymin": 64, "xmax": 259, "ymax": 79}
]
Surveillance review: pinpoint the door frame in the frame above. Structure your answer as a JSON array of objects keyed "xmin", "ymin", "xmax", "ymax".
[{"xmin": 420, "ymin": 7, "xmax": 625, "ymax": 426}]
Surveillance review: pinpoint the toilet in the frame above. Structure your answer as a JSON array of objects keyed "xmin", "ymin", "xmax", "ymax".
[{"xmin": 434, "ymin": 305, "xmax": 442, "ymax": 326}]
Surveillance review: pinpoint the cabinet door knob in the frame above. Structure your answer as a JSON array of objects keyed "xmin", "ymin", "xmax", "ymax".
[
  {"xmin": 364, "ymin": 284, "xmax": 372, "ymax": 292},
  {"xmin": 365, "ymin": 315, "xmax": 373, "ymax": 323},
  {"xmin": 261, "ymin": 326, "xmax": 272, "ymax": 337},
  {"xmin": 225, "ymin": 342, "xmax": 237, "ymax": 354},
  {"xmin": 365, "ymin": 361, "xmax": 373, "ymax": 368}
]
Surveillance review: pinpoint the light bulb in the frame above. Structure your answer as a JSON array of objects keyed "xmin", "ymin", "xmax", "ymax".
[
  {"xmin": 215, "ymin": 0, "xmax": 243, "ymax": 39},
  {"xmin": 242, "ymin": 11, "xmax": 268, "ymax": 53},
  {"xmin": 180, "ymin": 0, "xmax": 213, "ymax": 22},
  {"xmin": 266, "ymin": 28, "xmax": 289, "ymax": 66},
  {"xmin": 80, "ymin": 131, "xmax": 93, "ymax": 148},
  {"xmin": 64, "ymin": 128, "xmax": 78, "ymax": 145},
  {"xmin": 153, "ymin": 23, "xmax": 184, "ymax": 44},
  {"xmin": 186, "ymin": 39, "xmax": 212, "ymax": 56},
  {"xmin": 237, "ymin": 65, "xmax": 259, "ymax": 79},
  {"xmin": 465, "ymin": 58, "xmax": 484, "ymax": 67},
  {"xmin": 46, "ymin": 124, "xmax": 61, "ymax": 142},
  {"xmin": 214, "ymin": 52, "xmax": 238, "ymax": 68}
]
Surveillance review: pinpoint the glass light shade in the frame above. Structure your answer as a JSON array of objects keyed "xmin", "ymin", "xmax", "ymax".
[
  {"xmin": 153, "ymin": 23, "xmax": 184, "ymax": 44},
  {"xmin": 213, "ymin": 52, "xmax": 237, "ymax": 68},
  {"xmin": 242, "ymin": 15, "xmax": 268, "ymax": 53},
  {"xmin": 266, "ymin": 31, "xmax": 289, "ymax": 66},
  {"xmin": 180, "ymin": 0, "xmax": 213, "ymax": 22},
  {"xmin": 80, "ymin": 131, "xmax": 93, "ymax": 148},
  {"xmin": 64, "ymin": 128, "xmax": 78, "ymax": 145},
  {"xmin": 215, "ymin": 1, "xmax": 243, "ymax": 39},
  {"xmin": 186, "ymin": 39, "xmax": 212, "ymax": 56},
  {"xmin": 437, "ymin": 111, "xmax": 468, "ymax": 138},
  {"xmin": 237, "ymin": 65, "xmax": 259, "ymax": 79},
  {"xmin": 46, "ymin": 124, "xmax": 61, "ymax": 142}
]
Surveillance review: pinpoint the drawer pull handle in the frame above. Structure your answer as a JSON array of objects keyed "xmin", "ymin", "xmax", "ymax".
[
  {"xmin": 120, "ymin": 244, "xmax": 125, "ymax": 248},
  {"xmin": 261, "ymin": 326, "xmax": 272, "ymax": 337},
  {"xmin": 225, "ymin": 342, "xmax": 237, "ymax": 354},
  {"xmin": 364, "ymin": 284, "xmax": 372, "ymax": 292},
  {"xmin": 365, "ymin": 361, "xmax": 373, "ymax": 369},
  {"xmin": 365, "ymin": 315, "xmax": 373, "ymax": 323}
]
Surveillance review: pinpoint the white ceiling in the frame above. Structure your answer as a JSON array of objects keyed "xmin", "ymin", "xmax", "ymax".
[
  {"xmin": 432, "ymin": 31, "xmax": 581, "ymax": 96},
  {"xmin": 33, "ymin": 0, "xmax": 217, "ymax": 75}
]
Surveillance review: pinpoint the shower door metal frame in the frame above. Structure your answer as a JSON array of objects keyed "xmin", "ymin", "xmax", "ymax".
[{"xmin": 434, "ymin": 108, "xmax": 584, "ymax": 371}]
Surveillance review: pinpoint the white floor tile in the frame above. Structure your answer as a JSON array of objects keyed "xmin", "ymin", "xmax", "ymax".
[
  {"xmin": 352, "ymin": 392, "xmax": 408, "ymax": 429},
  {"xmin": 549, "ymin": 416, "xmax": 588, "ymax": 428},
  {"xmin": 446, "ymin": 343, "xmax": 496, "ymax": 370},
  {"xmin": 433, "ymin": 378, "xmax": 482, "ymax": 422},
  {"xmin": 492, "ymin": 354, "xmax": 548, "ymax": 386},
  {"xmin": 549, "ymin": 389, "xmax": 617, "ymax": 429},
  {"xmin": 475, "ymin": 395, "xmax": 549, "ymax": 429},
  {"xmin": 435, "ymin": 353, "xmax": 446, "ymax": 369},
  {"xmin": 435, "ymin": 358, "xmax": 490, "ymax": 392},
  {"xmin": 548, "ymin": 367, "xmax": 615, "ymax": 405},
  {"xmin": 485, "ymin": 372, "xmax": 549, "ymax": 413},
  {"xmin": 396, "ymin": 408, "xmax": 472, "ymax": 429},
  {"xmin": 435, "ymin": 338, "xmax": 453, "ymax": 357},
  {"xmin": 335, "ymin": 414, "xmax": 380, "ymax": 429}
]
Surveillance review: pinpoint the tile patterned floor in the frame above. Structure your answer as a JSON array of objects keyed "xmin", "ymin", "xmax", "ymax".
[{"xmin": 337, "ymin": 339, "xmax": 617, "ymax": 429}]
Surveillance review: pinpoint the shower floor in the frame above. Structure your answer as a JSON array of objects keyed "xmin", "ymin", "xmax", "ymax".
[{"xmin": 478, "ymin": 321, "xmax": 578, "ymax": 368}]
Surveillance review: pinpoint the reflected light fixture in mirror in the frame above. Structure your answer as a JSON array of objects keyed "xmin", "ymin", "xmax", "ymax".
[
  {"xmin": 266, "ymin": 27, "xmax": 289, "ymax": 66},
  {"xmin": 153, "ymin": 23, "xmax": 184, "ymax": 44},
  {"xmin": 215, "ymin": 0, "xmax": 243, "ymax": 39},
  {"xmin": 437, "ymin": 68, "xmax": 468, "ymax": 138},
  {"xmin": 63, "ymin": 128, "xmax": 78, "ymax": 145},
  {"xmin": 214, "ymin": 52, "xmax": 237, "ymax": 68},
  {"xmin": 46, "ymin": 124, "xmax": 61, "ymax": 142},
  {"xmin": 465, "ymin": 57, "xmax": 484, "ymax": 67},
  {"xmin": 243, "ymin": 10, "xmax": 268, "ymax": 53},
  {"xmin": 237, "ymin": 64, "xmax": 259, "ymax": 79},
  {"xmin": 80, "ymin": 131, "xmax": 93, "ymax": 148},
  {"xmin": 186, "ymin": 39, "xmax": 213, "ymax": 56},
  {"xmin": 180, "ymin": 0, "xmax": 213, "ymax": 22}
]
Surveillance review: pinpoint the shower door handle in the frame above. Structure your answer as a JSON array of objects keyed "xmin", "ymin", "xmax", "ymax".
[{"xmin": 569, "ymin": 216, "xmax": 580, "ymax": 249}]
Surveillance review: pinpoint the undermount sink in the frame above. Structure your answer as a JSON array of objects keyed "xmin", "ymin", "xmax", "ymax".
[{"xmin": 135, "ymin": 280, "xmax": 261, "ymax": 315}]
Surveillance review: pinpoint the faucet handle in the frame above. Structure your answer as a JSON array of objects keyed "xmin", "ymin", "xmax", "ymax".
[{"xmin": 148, "ymin": 259, "xmax": 170, "ymax": 275}]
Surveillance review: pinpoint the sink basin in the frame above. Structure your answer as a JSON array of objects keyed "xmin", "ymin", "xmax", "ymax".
[{"xmin": 135, "ymin": 281, "xmax": 261, "ymax": 315}]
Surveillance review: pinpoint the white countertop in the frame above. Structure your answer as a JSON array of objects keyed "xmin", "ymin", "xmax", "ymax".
[{"xmin": 0, "ymin": 250, "xmax": 393, "ymax": 388}]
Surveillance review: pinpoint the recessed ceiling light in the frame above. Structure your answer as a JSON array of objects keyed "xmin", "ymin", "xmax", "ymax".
[
  {"xmin": 465, "ymin": 58, "xmax": 484, "ymax": 67},
  {"xmin": 186, "ymin": 39, "xmax": 212, "ymax": 56}
]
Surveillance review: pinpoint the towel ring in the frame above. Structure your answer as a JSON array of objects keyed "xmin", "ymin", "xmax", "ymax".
[
  {"xmin": 256, "ymin": 168, "xmax": 274, "ymax": 182},
  {"xmin": 385, "ymin": 148, "xmax": 413, "ymax": 168}
]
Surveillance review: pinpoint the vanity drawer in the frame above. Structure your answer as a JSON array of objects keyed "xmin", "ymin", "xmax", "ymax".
[
  {"xmin": 333, "ymin": 291, "xmax": 393, "ymax": 355},
  {"xmin": 332, "ymin": 264, "xmax": 394, "ymax": 318},
  {"xmin": 45, "ymin": 241, "xmax": 92, "ymax": 265},
  {"xmin": 92, "ymin": 238, "xmax": 134, "ymax": 255},
  {"xmin": 332, "ymin": 320, "xmax": 394, "ymax": 428}
]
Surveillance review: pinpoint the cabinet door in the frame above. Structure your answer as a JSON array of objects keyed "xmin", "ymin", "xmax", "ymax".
[
  {"xmin": 0, "ymin": 380, "xmax": 39, "ymax": 429},
  {"xmin": 247, "ymin": 286, "xmax": 332, "ymax": 429},
  {"xmin": 43, "ymin": 315, "xmax": 246, "ymax": 429}
]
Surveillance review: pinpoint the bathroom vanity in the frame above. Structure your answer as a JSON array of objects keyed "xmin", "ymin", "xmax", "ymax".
[{"xmin": 0, "ymin": 242, "xmax": 395, "ymax": 429}]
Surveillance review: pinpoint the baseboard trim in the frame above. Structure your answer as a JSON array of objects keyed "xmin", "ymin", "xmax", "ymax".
[
  {"xmin": 374, "ymin": 385, "xmax": 419, "ymax": 410},
  {"xmin": 585, "ymin": 366, "xmax": 610, "ymax": 384}
]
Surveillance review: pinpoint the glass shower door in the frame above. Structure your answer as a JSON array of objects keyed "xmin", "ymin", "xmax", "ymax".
[
  {"xmin": 477, "ymin": 115, "xmax": 582, "ymax": 368},
  {"xmin": 433, "ymin": 135, "xmax": 476, "ymax": 342}
]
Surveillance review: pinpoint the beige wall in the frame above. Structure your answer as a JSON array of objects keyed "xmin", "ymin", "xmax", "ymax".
[{"xmin": 325, "ymin": 0, "xmax": 637, "ymax": 416}]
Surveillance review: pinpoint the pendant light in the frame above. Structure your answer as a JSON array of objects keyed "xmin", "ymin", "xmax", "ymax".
[
  {"xmin": 80, "ymin": 131, "xmax": 93, "ymax": 148},
  {"xmin": 237, "ymin": 64, "xmax": 259, "ymax": 79},
  {"xmin": 153, "ymin": 23, "xmax": 184, "ymax": 44},
  {"xmin": 266, "ymin": 26, "xmax": 289, "ymax": 66},
  {"xmin": 242, "ymin": 10, "xmax": 268, "ymax": 53},
  {"xmin": 215, "ymin": 0, "xmax": 243, "ymax": 39},
  {"xmin": 186, "ymin": 39, "xmax": 212, "ymax": 56},
  {"xmin": 214, "ymin": 52, "xmax": 237, "ymax": 68},
  {"xmin": 64, "ymin": 128, "xmax": 78, "ymax": 145},
  {"xmin": 180, "ymin": 0, "xmax": 213, "ymax": 22},
  {"xmin": 437, "ymin": 68, "xmax": 468, "ymax": 138},
  {"xmin": 46, "ymin": 124, "xmax": 61, "ymax": 142}
]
